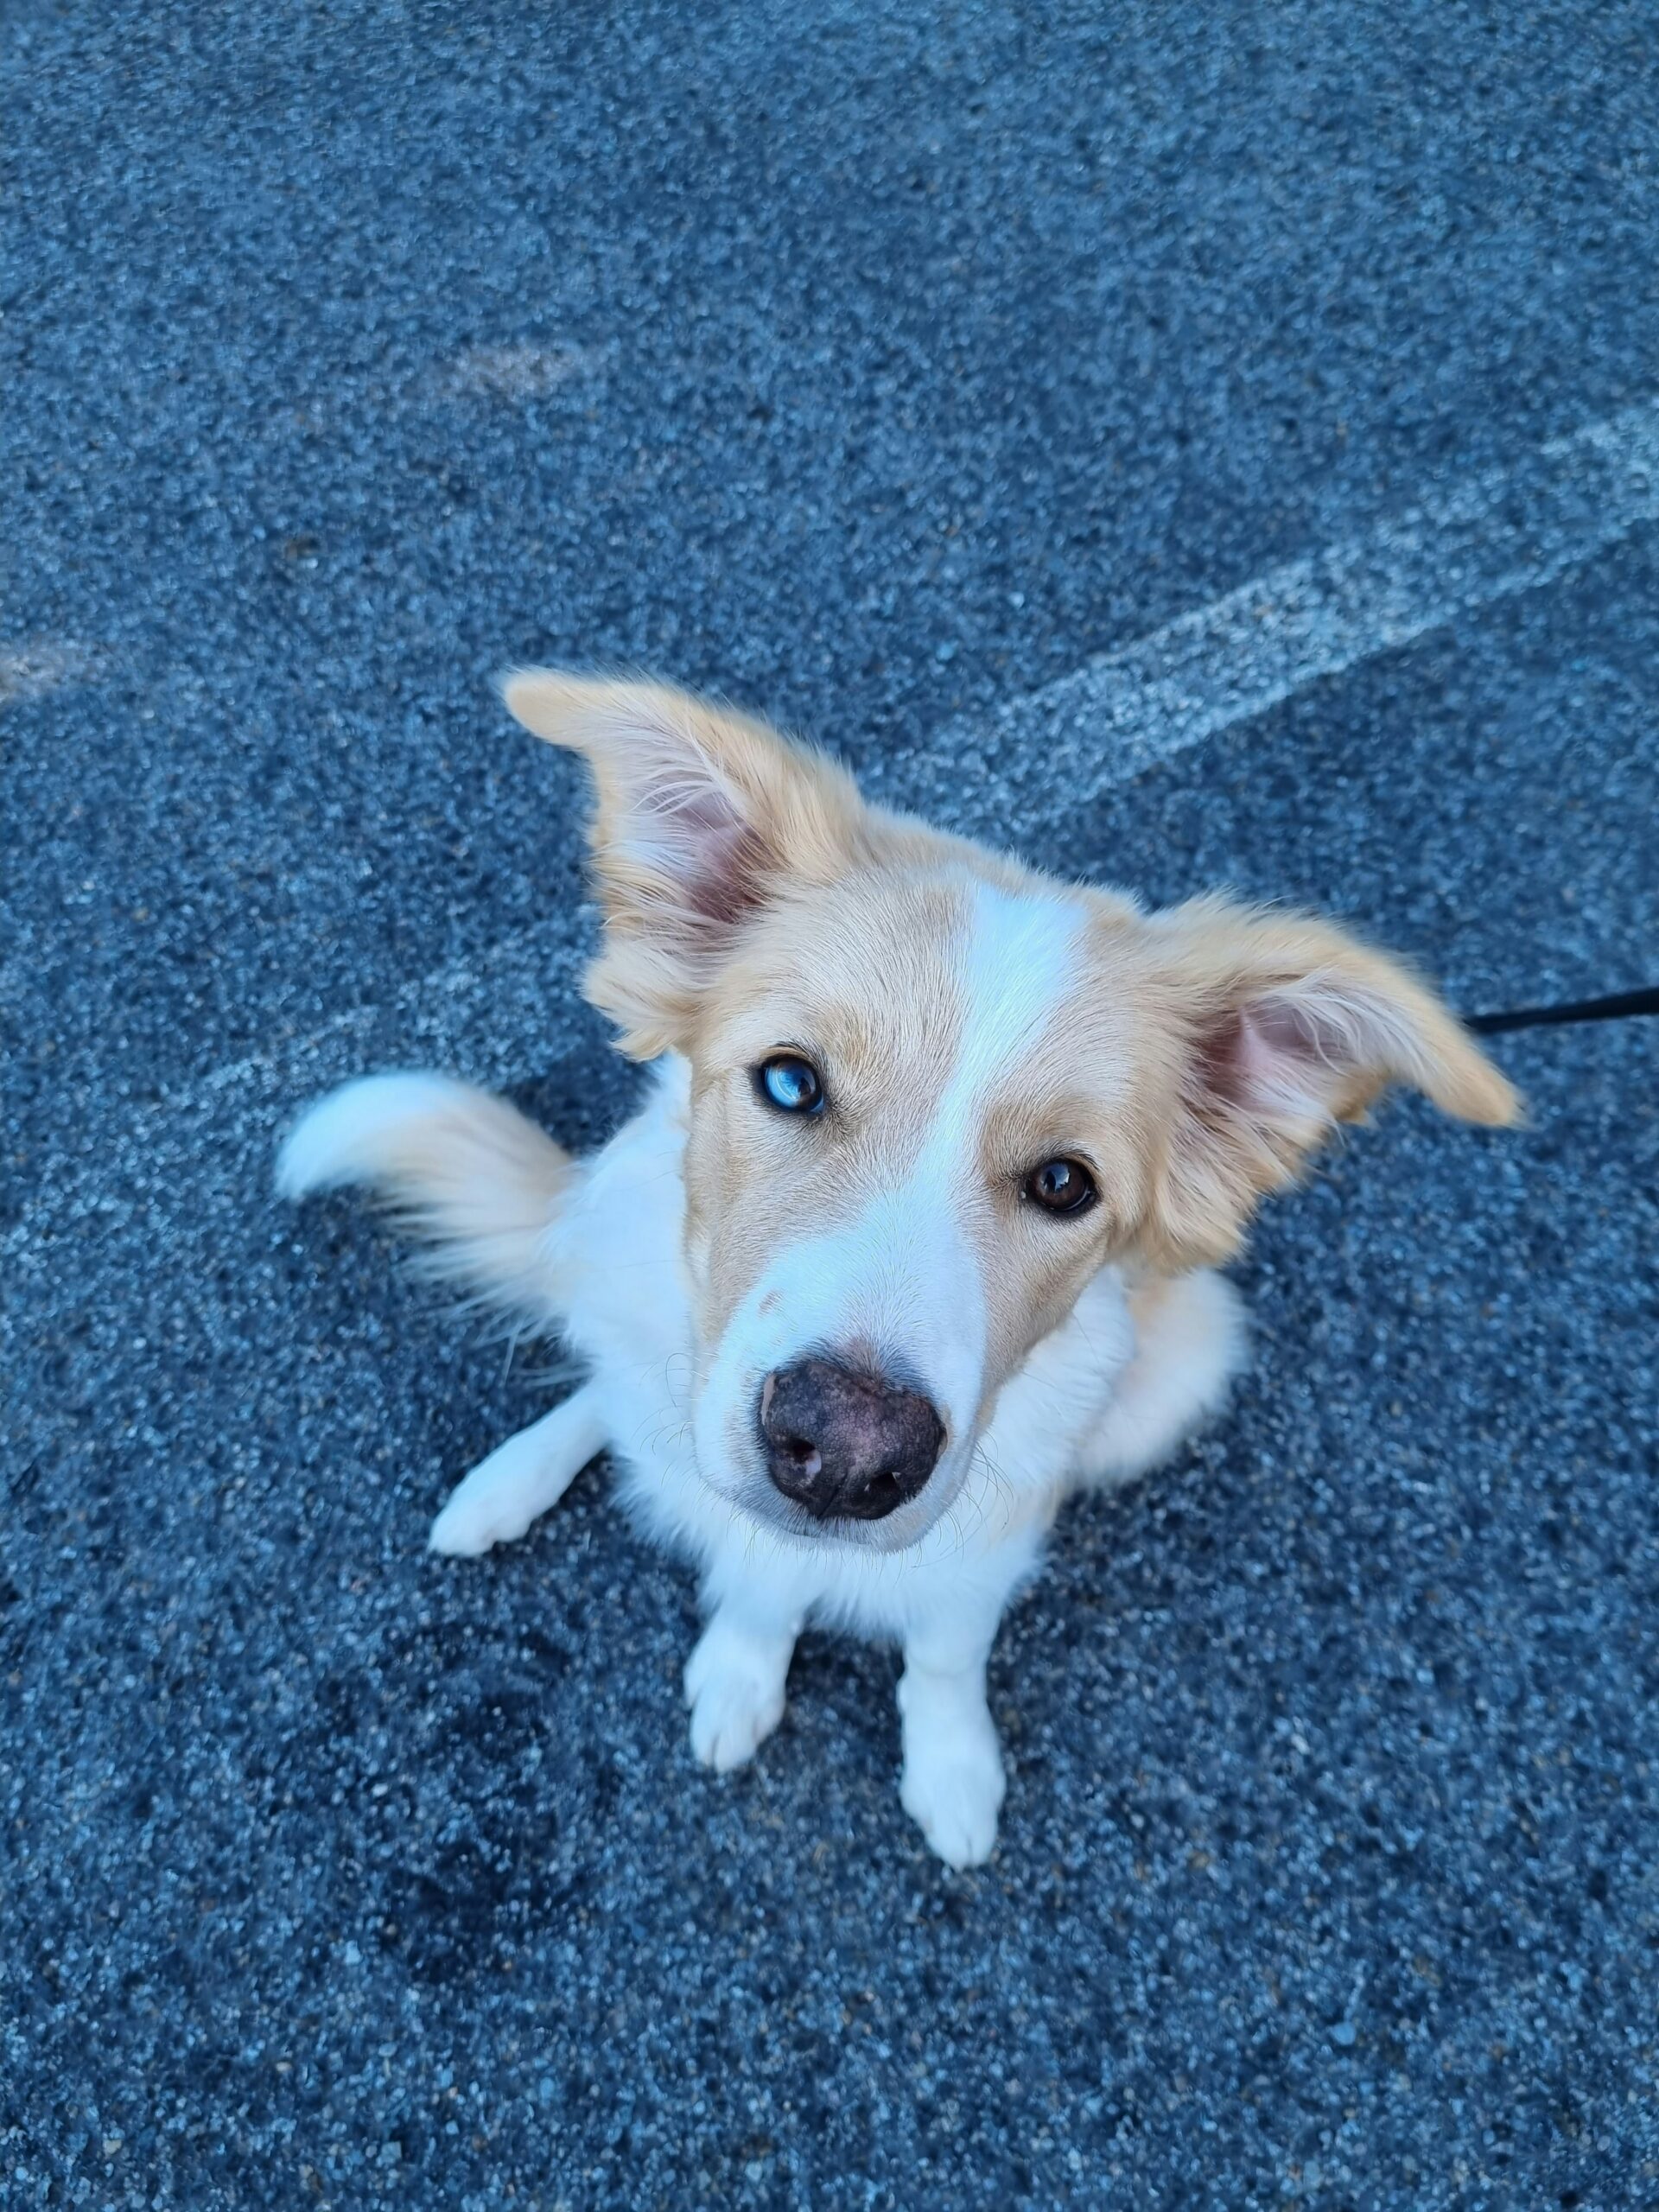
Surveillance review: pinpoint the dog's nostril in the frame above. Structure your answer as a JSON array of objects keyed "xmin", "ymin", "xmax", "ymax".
[
  {"xmin": 785, "ymin": 1437, "xmax": 822, "ymax": 1475},
  {"xmin": 854, "ymin": 1471, "xmax": 905, "ymax": 1516}
]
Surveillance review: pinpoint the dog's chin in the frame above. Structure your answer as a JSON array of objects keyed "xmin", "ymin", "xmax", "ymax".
[{"xmin": 728, "ymin": 1478, "xmax": 965, "ymax": 1556}]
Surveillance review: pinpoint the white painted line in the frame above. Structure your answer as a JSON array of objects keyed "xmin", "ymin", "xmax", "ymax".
[
  {"xmin": 6, "ymin": 393, "xmax": 1658, "ymax": 1256},
  {"xmin": 429, "ymin": 340, "xmax": 613, "ymax": 402},
  {"xmin": 0, "ymin": 639, "xmax": 99, "ymax": 707},
  {"xmin": 916, "ymin": 394, "xmax": 1659, "ymax": 834}
]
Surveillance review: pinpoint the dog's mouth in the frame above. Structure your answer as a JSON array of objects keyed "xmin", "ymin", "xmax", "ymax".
[{"xmin": 716, "ymin": 1463, "xmax": 969, "ymax": 1555}]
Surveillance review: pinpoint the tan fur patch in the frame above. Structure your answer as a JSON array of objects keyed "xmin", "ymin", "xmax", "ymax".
[
  {"xmin": 682, "ymin": 863, "xmax": 976, "ymax": 1349},
  {"xmin": 506, "ymin": 671, "xmax": 1522, "ymax": 1377},
  {"xmin": 503, "ymin": 672, "xmax": 874, "ymax": 1056}
]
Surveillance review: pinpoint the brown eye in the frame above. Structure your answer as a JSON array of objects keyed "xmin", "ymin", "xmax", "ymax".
[
  {"xmin": 754, "ymin": 1053, "xmax": 825, "ymax": 1116},
  {"xmin": 1024, "ymin": 1157, "xmax": 1097, "ymax": 1217}
]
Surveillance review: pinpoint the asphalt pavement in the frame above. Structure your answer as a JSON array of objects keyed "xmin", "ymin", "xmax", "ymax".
[{"xmin": 3, "ymin": 3, "xmax": 1656, "ymax": 2208}]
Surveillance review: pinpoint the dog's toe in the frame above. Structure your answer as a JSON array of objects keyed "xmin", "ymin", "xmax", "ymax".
[
  {"xmin": 900, "ymin": 1749, "xmax": 1005, "ymax": 1870},
  {"xmin": 683, "ymin": 1623, "xmax": 790, "ymax": 1773},
  {"xmin": 686, "ymin": 1669, "xmax": 785, "ymax": 1774},
  {"xmin": 427, "ymin": 1408, "xmax": 599, "ymax": 1559},
  {"xmin": 428, "ymin": 1491, "xmax": 516, "ymax": 1557}
]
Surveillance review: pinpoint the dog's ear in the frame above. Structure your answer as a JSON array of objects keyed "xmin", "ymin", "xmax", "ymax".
[
  {"xmin": 1139, "ymin": 895, "xmax": 1522, "ymax": 1266},
  {"xmin": 503, "ymin": 671, "xmax": 868, "ymax": 1054}
]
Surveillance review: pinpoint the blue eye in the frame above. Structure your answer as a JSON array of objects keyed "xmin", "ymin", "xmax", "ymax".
[{"xmin": 754, "ymin": 1054, "xmax": 825, "ymax": 1116}]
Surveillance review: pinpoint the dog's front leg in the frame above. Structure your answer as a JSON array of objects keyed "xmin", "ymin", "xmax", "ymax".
[
  {"xmin": 683, "ymin": 1584, "xmax": 801, "ymax": 1776},
  {"xmin": 898, "ymin": 1615, "xmax": 1007, "ymax": 1870},
  {"xmin": 428, "ymin": 1382, "xmax": 608, "ymax": 1557}
]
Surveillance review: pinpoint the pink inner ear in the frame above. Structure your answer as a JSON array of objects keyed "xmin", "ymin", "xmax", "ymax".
[
  {"xmin": 1236, "ymin": 1003, "xmax": 1298, "ymax": 1084},
  {"xmin": 668, "ymin": 787, "xmax": 769, "ymax": 925},
  {"xmin": 683, "ymin": 813, "xmax": 770, "ymax": 927},
  {"xmin": 1200, "ymin": 991, "xmax": 1354, "ymax": 1119},
  {"xmin": 1244, "ymin": 994, "xmax": 1334, "ymax": 1065},
  {"xmin": 638, "ymin": 771, "xmax": 771, "ymax": 931}
]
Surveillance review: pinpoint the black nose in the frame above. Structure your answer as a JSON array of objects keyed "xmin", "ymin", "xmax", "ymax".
[{"xmin": 759, "ymin": 1357, "xmax": 945, "ymax": 1522}]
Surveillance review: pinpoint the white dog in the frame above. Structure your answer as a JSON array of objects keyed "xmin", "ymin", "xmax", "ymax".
[{"xmin": 278, "ymin": 674, "xmax": 1519, "ymax": 1866}]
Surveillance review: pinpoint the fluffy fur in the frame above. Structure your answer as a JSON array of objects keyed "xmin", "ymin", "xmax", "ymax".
[{"xmin": 278, "ymin": 672, "xmax": 1519, "ymax": 1866}]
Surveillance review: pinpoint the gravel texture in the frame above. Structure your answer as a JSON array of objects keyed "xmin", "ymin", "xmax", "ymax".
[{"xmin": 3, "ymin": 3, "xmax": 1657, "ymax": 2207}]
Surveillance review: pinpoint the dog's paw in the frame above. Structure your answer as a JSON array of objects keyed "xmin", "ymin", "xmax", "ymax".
[
  {"xmin": 429, "ymin": 1429, "xmax": 554, "ymax": 1557},
  {"xmin": 897, "ymin": 1662, "xmax": 1007, "ymax": 1868},
  {"xmin": 429, "ymin": 1485, "xmax": 520, "ymax": 1558},
  {"xmin": 900, "ymin": 1739, "xmax": 1006, "ymax": 1869},
  {"xmin": 898, "ymin": 1687, "xmax": 1007, "ymax": 1871},
  {"xmin": 687, "ymin": 1673, "xmax": 785, "ymax": 1774},
  {"xmin": 427, "ymin": 1399, "xmax": 605, "ymax": 1559},
  {"xmin": 683, "ymin": 1622, "xmax": 789, "ymax": 1774}
]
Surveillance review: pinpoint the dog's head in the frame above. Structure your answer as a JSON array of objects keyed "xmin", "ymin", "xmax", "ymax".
[{"xmin": 507, "ymin": 672, "xmax": 1520, "ymax": 1550}]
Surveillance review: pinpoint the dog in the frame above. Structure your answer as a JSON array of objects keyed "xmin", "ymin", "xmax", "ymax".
[{"xmin": 277, "ymin": 672, "xmax": 1520, "ymax": 1866}]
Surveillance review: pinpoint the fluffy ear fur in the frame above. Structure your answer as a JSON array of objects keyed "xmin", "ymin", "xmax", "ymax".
[
  {"xmin": 1141, "ymin": 895, "xmax": 1522, "ymax": 1266},
  {"xmin": 503, "ymin": 671, "xmax": 869, "ymax": 1054}
]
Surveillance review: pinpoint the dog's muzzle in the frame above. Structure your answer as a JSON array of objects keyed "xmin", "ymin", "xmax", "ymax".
[{"xmin": 758, "ymin": 1358, "xmax": 944, "ymax": 1522}]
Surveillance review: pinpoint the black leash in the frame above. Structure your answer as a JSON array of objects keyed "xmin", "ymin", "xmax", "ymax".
[{"xmin": 1464, "ymin": 984, "xmax": 1659, "ymax": 1036}]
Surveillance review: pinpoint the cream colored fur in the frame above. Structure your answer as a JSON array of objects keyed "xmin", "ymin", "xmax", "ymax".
[{"xmin": 278, "ymin": 673, "xmax": 1518, "ymax": 1866}]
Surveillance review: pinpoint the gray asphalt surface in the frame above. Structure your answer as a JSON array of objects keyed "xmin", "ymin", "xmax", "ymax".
[{"xmin": 3, "ymin": 3, "xmax": 1656, "ymax": 2208}]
